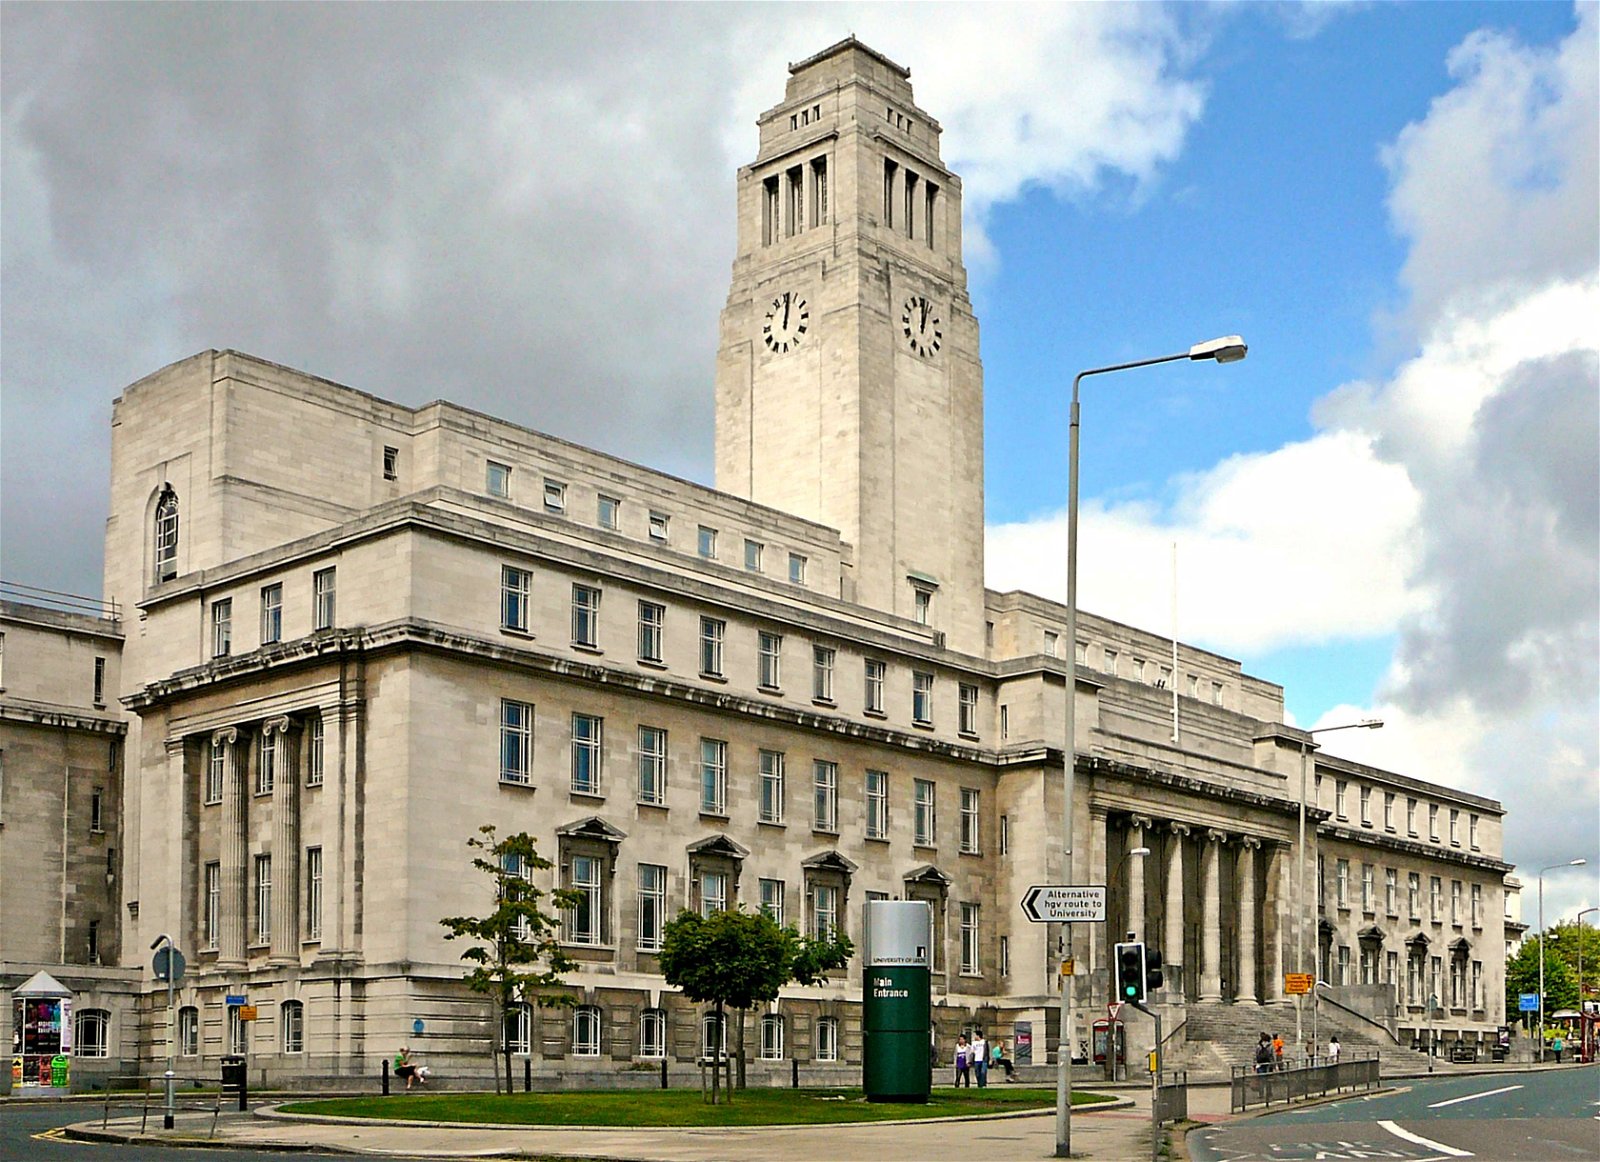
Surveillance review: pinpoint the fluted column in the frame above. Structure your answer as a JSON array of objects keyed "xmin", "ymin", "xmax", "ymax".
[
  {"xmin": 1127, "ymin": 815, "xmax": 1151, "ymax": 940},
  {"xmin": 1236, "ymin": 837, "xmax": 1261, "ymax": 1003},
  {"xmin": 1265, "ymin": 842, "xmax": 1287, "ymax": 1002},
  {"xmin": 1199, "ymin": 829, "xmax": 1224, "ymax": 1001},
  {"xmin": 216, "ymin": 727, "xmax": 247, "ymax": 968},
  {"xmin": 1087, "ymin": 807, "xmax": 1110, "ymax": 986},
  {"xmin": 1165, "ymin": 822, "xmax": 1189, "ymax": 996},
  {"xmin": 267, "ymin": 717, "xmax": 300, "ymax": 964}
]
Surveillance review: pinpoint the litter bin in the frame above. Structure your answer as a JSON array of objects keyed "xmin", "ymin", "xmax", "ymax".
[{"xmin": 221, "ymin": 1056, "xmax": 247, "ymax": 1111}]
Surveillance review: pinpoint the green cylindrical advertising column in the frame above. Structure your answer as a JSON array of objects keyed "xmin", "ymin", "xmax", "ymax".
[{"xmin": 862, "ymin": 899, "xmax": 932, "ymax": 1103}]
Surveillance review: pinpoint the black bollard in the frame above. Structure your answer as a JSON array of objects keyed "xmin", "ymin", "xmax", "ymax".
[
  {"xmin": 382, "ymin": 1057, "xmax": 390, "ymax": 1096},
  {"xmin": 791, "ymin": 1057, "xmax": 799, "ymax": 1088},
  {"xmin": 524, "ymin": 1057, "xmax": 532, "ymax": 1093},
  {"xmin": 661, "ymin": 1057, "xmax": 669, "ymax": 1089},
  {"xmin": 238, "ymin": 1068, "xmax": 248, "ymax": 1112}
]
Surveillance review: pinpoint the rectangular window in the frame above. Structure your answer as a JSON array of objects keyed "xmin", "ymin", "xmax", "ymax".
[
  {"xmin": 93, "ymin": 656, "xmax": 106, "ymax": 705},
  {"xmin": 260, "ymin": 583, "xmax": 283, "ymax": 645},
  {"xmin": 571, "ymin": 584, "xmax": 600, "ymax": 647},
  {"xmin": 206, "ymin": 737, "xmax": 226, "ymax": 803},
  {"xmin": 758, "ymin": 750, "xmax": 785, "ymax": 824},
  {"xmin": 816, "ymin": 1017, "xmax": 838, "ymax": 1062},
  {"xmin": 913, "ymin": 586, "xmax": 932, "ymax": 625},
  {"xmin": 204, "ymin": 861, "xmax": 221, "ymax": 948},
  {"xmin": 960, "ymin": 788, "xmax": 980, "ymax": 854},
  {"xmin": 912, "ymin": 671, "xmax": 933, "ymax": 725},
  {"xmin": 313, "ymin": 567, "xmax": 337, "ymax": 630},
  {"xmin": 637, "ymin": 601, "xmax": 664, "ymax": 663},
  {"xmin": 1408, "ymin": 872, "xmax": 1421, "ymax": 919},
  {"xmin": 811, "ymin": 157, "xmax": 829, "ymax": 227},
  {"xmin": 924, "ymin": 181, "xmax": 937, "ymax": 246},
  {"xmin": 1386, "ymin": 868, "xmax": 1398, "ymax": 915},
  {"xmin": 700, "ymin": 738, "xmax": 727, "ymax": 814},
  {"xmin": 90, "ymin": 786, "xmax": 104, "ymax": 833},
  {"xmin": 1362, "ymin": 864, "xmax": 1374, "ymax": 911},
  {"xmin": 864, "ymin": 659, "xmax": 885, "ymax": 714},
  {"xmin": 697, "ymin": 525, "xmax": 717, "ymax": 558},
  {"xmin": 543, "ymin": 479, "xmax": 566, "ymax": 513},
  {"xmin": 760, "ymin": 1014, "xmax": 785, "ymax": 1061},
  {"xmin": 383, "ymin": 446, "xmax": 398, "ymax": 480},
  {"xmin": 639, "ymin": 1008, "xmax": 666, "ymax": 1058},
  {"xmin": 1043, "ymin": 630, "xmax": 1059, "ymax": 657},
  {"xmin": 1000, "ymin": 705, "xmax": 1009, "ymax": 739},
  {"xmin": 1449, "ymin": 808, "xmax": 1460, "ymax": 846},
  {"xmin": 999, "ymin": 814, "xmax": 1009, "ymax": 855},
  {"xmin": 1451, "ymin": 880, "xmax": 1462, "ymax": 925},
  {"xmin": 1471, "ymin": 883, "xmax": 1482, "ymax": 927},
  {"xmin": 759, "ymin": 877, "xmax": 785, "ymax": 924},
  {"xmin": 1338, "ymin": 945, "xmax": 1351, "ymax": 986},
  {"xmin": 254, "ymin": 854, "xmax": 272, "ymax": 945},
  {"xmin": 1359, "ymin": 786, "xmax": 1372, "ymax": 825},
  {"xmin": 813, "ymin": 760, "xmax": 838, "ymax": 832},
  {"xmin": 179, "ymin": 1007, "xmax": 199, "ymax": 1057},
  {"xmin": 306, "ymin": 715, "xmax": 324, "ymax": 787},
  {"xmin": 1335, "ymin": 859, "xmax": 1349, "ymax": 908},
  {"xmin": 1469, "ymin": 813, "xmax": 1480, "ymax": 850},
  {"xmin": 883, "ymin": 158, "xmax": 897, "ymax": 226},
  {"xmin": 501, "ymin": 698, "xmax": 534, "ymax": 784},
  {"xmin": 1335, "ymin": 780, "xmax": 1347, "ymax": 820},
  {"xmin": 788, "ymin": 553, "xmax": 807, "ymax": 584},
  {"xmin": 744, "ymin": 538, "xmax": 763, "ymax": 571},
  {"xmin": 486, "ymin": 460, "xmax": 511, "ymax": 497},
  {"xmin": 960, "ymin": 903, "xmax": 980, "ymax": 974},
  {"xmin": 212, "ymin": 598, "xmax": 232, "ymax": 658},
  {"xmin": 257, "ymin": 730, "xmax": 276, "ymax": 795},
  {"xmin": 501, "ymin": 566, "xmax": 532, "ymax": 632},
  {"xmin": 306, "ymin": 846, "xmax": 323, "ymax": 941},
  {"xmin": 763, "ymin": 175, "xmax": 780, "ymax": 245},
  {"xmin": 958, "ymin": 683, "xmax": 978, "ymax": 736},
  {"xmin": 573, "ymin": 1006, "xmax": 600, "ymax": 1057},
  {"xmin": 914, "ymin": 778, "xmax": 936, "ymax": 846},
  {"xmin": 812, "ymin": 645, "xmax": 834, "ymax": 701},
  {"xmin": 597, "ymin": 495, "xmax": 620, "ymax": 530},
  {"xmin": 648, "ymin": 510, "xmax": 669, "ymax": 542},
  {"xmin": 865, "ymin": 770, "xmax": 888, "ymax": 839},
  {"xmin": 758, "ymin": 631, "xmax": 783, "ymax": 689},
  {"xmin": 811, "ymin": 883, "xmax": 838, "ymax": 941},
  {"xmin": 638, "ymin": 864, "xmax": 666, "ymax": 952},
  {"xmin": 1211, "ymin": 681, "xmax": 1224, "ymax": 705},
  {"xmin": 1471, "ymin": 960, "xmax": 1483, "ymax": 1010},
  {"xmin": 904, "ymin": 170, "xmax": 918, "ymax": 238},
  {"xmin": 637, "ymin": 726, "xmax": 667, "ymax": 805},
  {"xmin": 1430, "ymin": 876, "xmax": 1442, "ymax": 921},
  {"xmin": 1428, "ymin": 803, "xmax": 1439, "ymax": 840},
  {"xmin": 1384, "ymin": 792, "xmax": 1396, "ymax": 831},
  {"xmin": 571, "ymin": 714, "xmax": 603, "ymax": 795},
  {"xmin": 699, "ymin": 617, "xmax": 725, "ymax": 677},
  {"xmin": 1407, "ymin": 797, "xmax": 1418, "ymax": 836},
  {"xmin": 281, "ymin": 1002, "xmax": 304, "ymax": 1054},
  {"xmin": 568, "ymin": 855, "xmax": 602, "ymax": 944},
  {"xmin": 1103, "ymin": 648, "xmax": 1118, "ymax": 675},
  {"xmin": 699, "ymin": 870, "xmax": 727, "ymax": 917}
]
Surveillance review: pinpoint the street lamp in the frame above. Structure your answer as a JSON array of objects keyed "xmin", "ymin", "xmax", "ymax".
[
  {"xmin": 1295, "ymin": 719, "xmax": 1383, "ymax": 1048},
  {"xmin": 1056, "ymin": 335, "xmax": 1247, "ymax": 1159},
  {"xmin": 151, "ymin": 933, "xmax": 177, "ymax": 1130},
  {"xmin": 1537, "ymin": 859, "xmax": 1587, "ymax": 1062},
  {"xmin": 1577, "ymin": 907, "xmax": 1598, "ymax": 1022}
]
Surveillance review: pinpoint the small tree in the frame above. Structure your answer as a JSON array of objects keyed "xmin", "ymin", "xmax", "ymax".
[
  {"xmin": 440, "ymin": 826, "xmax": 579, "ymax": 1092},
  {"xmin": 658, "ymin": 907, "xmax": 852, "ymax": 1103},
  {"xmin": 1505, "ymin": 937, "xmax": 1579, "ymax": 1027}
]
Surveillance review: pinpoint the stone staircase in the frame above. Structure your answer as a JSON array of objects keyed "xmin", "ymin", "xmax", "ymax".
[{"xmin": 1173, "ymin": 999, "xmax": 1434, "ymax": 1077}]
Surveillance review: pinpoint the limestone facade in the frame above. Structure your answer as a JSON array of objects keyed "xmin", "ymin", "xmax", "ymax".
[{"xmin": 5, "ymin": 37, "xmax": 1514, "ymax": 1086}]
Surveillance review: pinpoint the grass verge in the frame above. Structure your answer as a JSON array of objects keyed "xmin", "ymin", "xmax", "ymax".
[{"xmin": 279, "ymin": 1086, "xmax": 1114, "ymax": 1127}]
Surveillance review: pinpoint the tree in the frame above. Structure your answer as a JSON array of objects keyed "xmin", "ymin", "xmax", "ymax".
[
  {"xmin": 1544, "ymin": 920, "xmax": 1600, "ymax": 1002},
  {"xmin": 658, "ymin": 908, "xmax": 853, "ymax": 1103},
  {"xmin": 1504, "ymin": 937, "xmax": 1579, "ymax": 1026},
  {"xmin": 440, "ymin": 826, "xmax": 579, "ymax": 1092}
]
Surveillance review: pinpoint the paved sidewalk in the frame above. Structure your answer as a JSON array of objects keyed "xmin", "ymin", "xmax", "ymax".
[{"xmin": 69, "ymin": 1088, "xmax": 1236, "ymax": 1161}]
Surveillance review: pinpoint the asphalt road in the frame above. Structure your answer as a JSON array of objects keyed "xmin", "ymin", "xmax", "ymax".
[{"xmin": 1191, "ymin": 1067, "xmax": 1600, "ymax": 1162}]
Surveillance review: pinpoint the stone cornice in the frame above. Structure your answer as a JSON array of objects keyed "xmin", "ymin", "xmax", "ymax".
[
  {"xmin": 1317, "ymin": 823, "xmax": 1512, "ymax": 875},
  {"xmin": 1083, "ymin": 754, "xmax": 1329, "ymax": 825},
  {"xmin": 0, "ymin": 702, "xmax": 127, "ymax": 735}
]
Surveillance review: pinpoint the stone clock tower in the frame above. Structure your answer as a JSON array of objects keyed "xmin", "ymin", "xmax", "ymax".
[{"xmin": 715, "ymin": 37, "xmax": 985, "ymax": 656}]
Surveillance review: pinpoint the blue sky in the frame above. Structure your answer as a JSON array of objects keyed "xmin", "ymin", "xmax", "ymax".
[{"xmin": 3, "ymin": 2, "xmax": 1595, "ymax": 917}]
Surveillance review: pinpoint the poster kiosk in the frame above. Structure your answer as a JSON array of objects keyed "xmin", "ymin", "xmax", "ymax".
[{"xmin": 10, "ymin": 970, "xmax": 73, "ymax": 1093}]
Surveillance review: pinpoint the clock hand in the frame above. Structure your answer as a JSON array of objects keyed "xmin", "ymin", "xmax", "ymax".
[
  {"xmin": 783, "ymin": 294, "xmax": 791, "ymax": 329},
  {"xmin": 920, "ymin": 300, "xmax": 928, "ymax": 330}
]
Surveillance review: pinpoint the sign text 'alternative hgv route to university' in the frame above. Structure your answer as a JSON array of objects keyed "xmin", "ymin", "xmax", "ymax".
[{"xmin": 1020, "ymin": 884, "xmax": 1107, "ymax": 924}]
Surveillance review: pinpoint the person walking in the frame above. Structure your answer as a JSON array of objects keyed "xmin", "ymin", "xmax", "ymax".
[
  {"xmin": 954, "ymin": 1034, "xmax": 971, "ymax": 1087},
  {"xmin": 1254, "ymin": 1033, "xmax": 1273, "ymax": 1075},
  {"xmin": 1327, "ymin": 1035, "xmax": 1341, "ymax": 1065},
  {"xmin": 1551, "ymin": 1033, "xmax": 1564, "ymax": 1063},
  {"xmin": 970, "ymin": 1030, "xmax": 989, "ymax": 1087},
  {"xmin": 1271, "ymin": 1031, "xmax": 1286, "ymax": 1071}
]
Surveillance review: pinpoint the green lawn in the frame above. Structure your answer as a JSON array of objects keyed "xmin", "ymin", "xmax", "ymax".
[{"xmin": 280, "ymin": 1086, "xmax": 1113, "ymax": 1127}]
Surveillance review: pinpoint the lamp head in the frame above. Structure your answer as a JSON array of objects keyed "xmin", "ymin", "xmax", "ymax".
[
  {"xmin": 1130, "ymin": 846, "xmax": 1151, "ymax": 857},
  {"xmin": 1189, "ymin": 335, "xmax": 1248, "ymax": 363}
]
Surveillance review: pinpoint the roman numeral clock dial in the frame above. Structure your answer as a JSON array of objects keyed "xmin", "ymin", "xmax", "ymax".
[
  {"xmin": 762, "ymin": 291, "xmax": 809, "ymax": 354},
  {"xmin": 901, "ymin": 295, "xmax": 942, "ymax": 357}
]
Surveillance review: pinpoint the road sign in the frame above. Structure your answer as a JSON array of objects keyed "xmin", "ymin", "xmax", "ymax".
[
  {"xmin": 1108, "ymin": 1002, "xmax": 1124, "ymax": 1022},
  {"xmin": 152, "ymin": 946, "xmax": 186, "ymax": 983},
  {"xmin": 1021, "ymin": 884, "xmax": 1107, "ymax": 923},
  {"xmin": 237, "ymin": 1006, "xmax": 258, "ymax": 1021},
  {"xmin": 1284, "ymin": 973, "xmax": 1314, "ymax": 996},
  {"xmin": 225, "ymin": 995, "xmax": 247, "ymax": 1007},
  {"xmin": 1518, "ymin": 992, "xmax": 1539, "ymax": 1012},
  {"xmin": 1059, "ymin": 958, "xmax": 1076, "ymax": 976}
]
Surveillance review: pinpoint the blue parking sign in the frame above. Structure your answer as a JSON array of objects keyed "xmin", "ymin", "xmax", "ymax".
[{"xmin": 1518, "ymin": 992, "xmax": 1539, "ymax": 1012}]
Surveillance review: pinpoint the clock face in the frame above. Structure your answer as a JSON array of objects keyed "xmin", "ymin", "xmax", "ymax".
[
  {"xmin": 762, "ymin": 291, "xmax": 809, "ymax": 354},
  {"xmin": 901, "ymin": 295, "xmax": 942, "ymax": 357}
]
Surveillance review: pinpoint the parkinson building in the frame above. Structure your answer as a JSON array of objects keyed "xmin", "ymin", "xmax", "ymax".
[{"xmin": 5, "ymin": 38, "xmax": 1514, "ymax": 1088}]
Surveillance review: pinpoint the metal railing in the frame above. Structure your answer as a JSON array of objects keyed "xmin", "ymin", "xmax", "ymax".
[
  {"xmin": 1155, "ymin": 1068, "xmax": 1187, "ymax": 1124},
  {"xmin": 0, "ymin": 581, "xmax": 121, "ymax": 621},
  {"xmin": 1230, "ymin": 1052, "xmax": 1380, "ymax": 1113},
  {"xmin": 100, "ymin": 1075, "xmax": 223, "ymax": 1137}
]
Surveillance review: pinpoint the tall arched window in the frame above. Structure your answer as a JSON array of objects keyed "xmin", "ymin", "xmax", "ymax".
[
  {"xmin": 503, "ymin": 1002, "xmax": 532, "ymax": 1055},
  {"xmin": 280, "ymin": 1000, "xmax": 304, "ymax": 1054},
  {"xmin": 153, "ymin": 486, "xmax": 179, "ymax": 582},
  {"xmin": 178, "ymin": 1006, "xmax": 200, "ymax": 1057},
  {"xmin": 572, "ymin": 1005, "xmax": 601, "ymax": 1057},
  {"xmin": 760, "ymin": 1013, "xmax": 784, "ymax": 1060}
]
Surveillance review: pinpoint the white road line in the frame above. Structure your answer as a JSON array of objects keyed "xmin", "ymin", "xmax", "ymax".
[
  {"xmin": 1427, "ymin": 1084, "xmax": 1523, "ymax": 1108},
  {"xmin": 1378, "ymin": 1120, "xmax": 1474, "ymax": 1157}
]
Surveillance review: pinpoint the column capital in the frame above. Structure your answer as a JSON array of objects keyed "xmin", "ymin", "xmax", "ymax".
[
  {"xmin": 263, "ymin": 715, "xmax": 294, "ymax": 736},
  {"xmin": 1238, "ymin": 835, "xmax": 1263, "ymax": 850},
  {"xmin": 1205, "ymin": 828, "xmax": 1228, "ymax": 845},
  {"xmin": 211, "ymin": 726, "xmax": 239, "ymax": 746},
  {"xmin": 1089, "ymin": 804, "xmax": 1111, "ymax": 821},
  {"xmin": 1168, "ymin": 821, "xmax": 1192, "ymax": 838},
  {"xmin": 1128, "ymin": 814, "xmax": 1154, "ymax": 832}
]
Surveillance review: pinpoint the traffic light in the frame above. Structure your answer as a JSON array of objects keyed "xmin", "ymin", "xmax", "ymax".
[
  {"xmin": 1114, "ymin": 941, "xmax": 1147, "ymax": 1003},
  {"xmin": 1144, "ymin": 949, "xmax": 1164, "ymax": 994}
]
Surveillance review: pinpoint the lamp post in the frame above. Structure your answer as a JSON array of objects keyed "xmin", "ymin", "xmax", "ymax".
[
  {"xmin": 1537, "ymin": 859, "xmax": 1587, "ymax": 1062},
  {"xmin": 1295, "ymin": 719, "xmax": 1383, "ymax": 1048},
  {"xmin": 151, "ymin": 933, "xmax": 177, "ymax": 1130},
  {"xmin": 1577, "ymin": 907, "xmax": 1598, "ymax": 1022},
  {"xmin": 1056, "ymin": 335, "xmax": 1247, "ymax": 1159}
]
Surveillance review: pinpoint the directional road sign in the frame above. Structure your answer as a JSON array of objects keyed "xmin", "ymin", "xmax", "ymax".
[
  {"xmin": 1284, "ymin": 973, "xmax": 1314, "ymax": 996},
  {"xmin": 1518, "ymin": 992, "xmax": 1539, "ymax": 1012},
  {"xmin": 1021, "ymin": 884, "xmax": 1107, "ymax": 923}
]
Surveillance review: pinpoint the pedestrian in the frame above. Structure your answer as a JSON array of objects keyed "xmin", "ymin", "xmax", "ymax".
[
  {"xmin": 1551, "ymin": 1034, "xmax": 1564, "ymax": 1063},
  {"xmin": 1253, "ymin": 1033, "xmax": 1272, "ymax": 1075},
  {"xmin": 394, "ymin": 1045, "xmax": 425, "ymax": 1090},
  {"xmin": 970, "ymin": 1030, "xmax": 989, "ymax": 1087},
  {"xmin": 991, "ymin": 1037, "xmax": 1016, "ymax": 1081},
  {"xmin": 1327, "ymin": 1035, "xmax": 1341, "ymax": 1065},
  {"xmin": 1272, "ymin": 1032, "xmax": 1285, "ymax": 1071},
  {"xmin": 954, "ymin": 1034, "xmax": 971, "ymax": 1087},
  {"xmin": 1304, "ymin": 1038, "xmax": 1316, "ymax": 1065}
]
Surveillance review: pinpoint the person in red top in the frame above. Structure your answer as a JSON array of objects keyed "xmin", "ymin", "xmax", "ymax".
[{"xmin": 1271, "ymin": 1032, "xmax": 1286, "ymax": 1070}]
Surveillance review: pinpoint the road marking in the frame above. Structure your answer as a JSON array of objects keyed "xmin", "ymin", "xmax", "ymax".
[
  {"xmin": 1427, "ymin": 1084, "xmax": 1522, "ymax": 1108},
  {"xmin": 1377, "ymin": 1120, "xmax": 1473, "ymax": 1157}
]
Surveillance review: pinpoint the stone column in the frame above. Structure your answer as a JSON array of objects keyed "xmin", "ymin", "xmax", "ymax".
[
  {"xmin": 1265, "ymin": 842, "xmax": 1287, "ymax": 1002},
  {"xmin": 216, "ymin": 727, "xmax": 247, "ymax": 968},
  {"xmin": 1236, "ymin": 837, "xmax": 1261, "ymax": 1003},
  {"xmin": 167, "ymin": 737, "xmax": 192, "ymax": 954},
  {"xmin": 267, "ymin": 717, "xmax": 300, "ymax": 964},
  {"xmin": 1087, "ymin": 807, "xmax": 1110, "ymax": 988},
  {"xmin": 1127, "ymin": 815, "xmax": 1151, "ymax": 941},
  {"xmin": 1199, "ymin": 829, "xmax": 1224, "ymax": 1002},
  {"xmin": 1164, "ymin": 822, "xmax": 1189, "ymax": 996}
]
